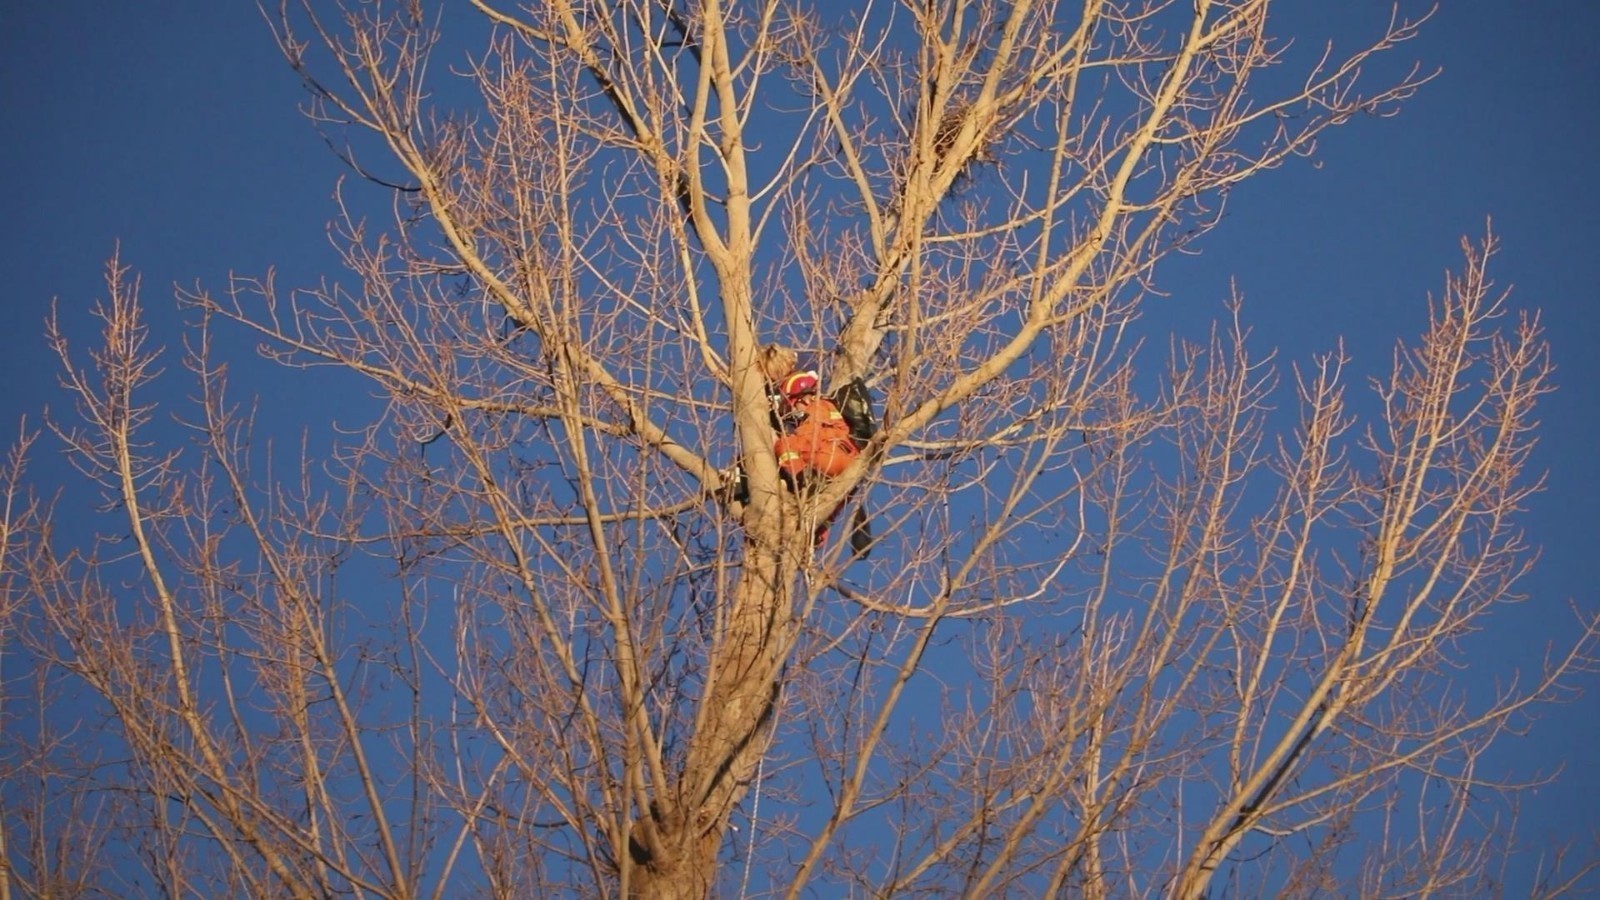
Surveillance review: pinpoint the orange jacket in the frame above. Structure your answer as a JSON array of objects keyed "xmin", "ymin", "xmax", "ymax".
[{"xmin": 774, "ymin": 394, "xmax": 859, "ymax": 478}]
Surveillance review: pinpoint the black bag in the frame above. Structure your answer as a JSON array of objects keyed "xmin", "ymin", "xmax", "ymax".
[{"xmin": 830, "ymin": 377, "xmax": 877, "ymax": 446}]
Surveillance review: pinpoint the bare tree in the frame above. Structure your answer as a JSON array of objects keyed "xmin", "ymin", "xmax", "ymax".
[{"xmin": 2, "ymin": 1, "xmax": 1595, "ymax": 897}]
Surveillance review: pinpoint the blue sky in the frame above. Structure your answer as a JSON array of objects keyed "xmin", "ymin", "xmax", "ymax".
[{"xmin": 2, "ymin": 0, "xmax": 1595, "ymax": 887}]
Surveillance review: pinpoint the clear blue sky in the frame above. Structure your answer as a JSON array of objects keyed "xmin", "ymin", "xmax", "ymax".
[{"xmin": 2, "ymin": 0, "xmax": 1595, "ymax": 886}]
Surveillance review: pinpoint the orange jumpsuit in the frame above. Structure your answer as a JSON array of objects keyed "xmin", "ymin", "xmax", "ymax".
[{"xmin": 774, "ymin": 393, "xmax": 859, "ymax": 479}]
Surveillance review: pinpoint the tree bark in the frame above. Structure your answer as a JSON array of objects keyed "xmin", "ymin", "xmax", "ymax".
[{"xmin": 630, "ymin": 540, "xmax": 799, "ymax": 897}]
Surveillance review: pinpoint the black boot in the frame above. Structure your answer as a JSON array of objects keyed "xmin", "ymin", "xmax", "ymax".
[{"xmin": 849, "ymin": 505, "xmax": 874, "ymax": 559}]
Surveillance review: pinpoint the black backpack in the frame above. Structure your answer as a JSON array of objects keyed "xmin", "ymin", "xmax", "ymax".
[{"xmin": 829, "ymin": 377, "xmax": 877, "ymax": 446}]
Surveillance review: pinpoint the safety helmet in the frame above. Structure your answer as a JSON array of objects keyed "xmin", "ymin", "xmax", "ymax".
[{"xmin": 780, "ymin": 370, "xmax": 820, "ymax": 400}]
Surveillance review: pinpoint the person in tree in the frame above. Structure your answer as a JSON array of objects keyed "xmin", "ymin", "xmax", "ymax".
[
  {"xmin": 757, "ymin": 344, "xmax": 876, "ymax": 556},
  {"xmin": 773, "ymin": 373, "xmax": 858, "ymax": 481}
]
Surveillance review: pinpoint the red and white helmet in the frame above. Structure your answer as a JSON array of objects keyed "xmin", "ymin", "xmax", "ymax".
[{"xmin": 780, "ymin": 370, "xmax": 820, "ymax": 400}]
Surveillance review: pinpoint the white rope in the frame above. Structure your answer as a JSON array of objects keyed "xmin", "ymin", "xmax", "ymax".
[{"xmin": 738, "ymin": 739, "xmax": 767, "ymax": 898}]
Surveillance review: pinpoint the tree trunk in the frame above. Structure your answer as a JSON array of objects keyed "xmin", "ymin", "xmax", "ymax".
[{"xmin": 630, "ymin": 539, "xmax": 799, "ymax": 897}]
